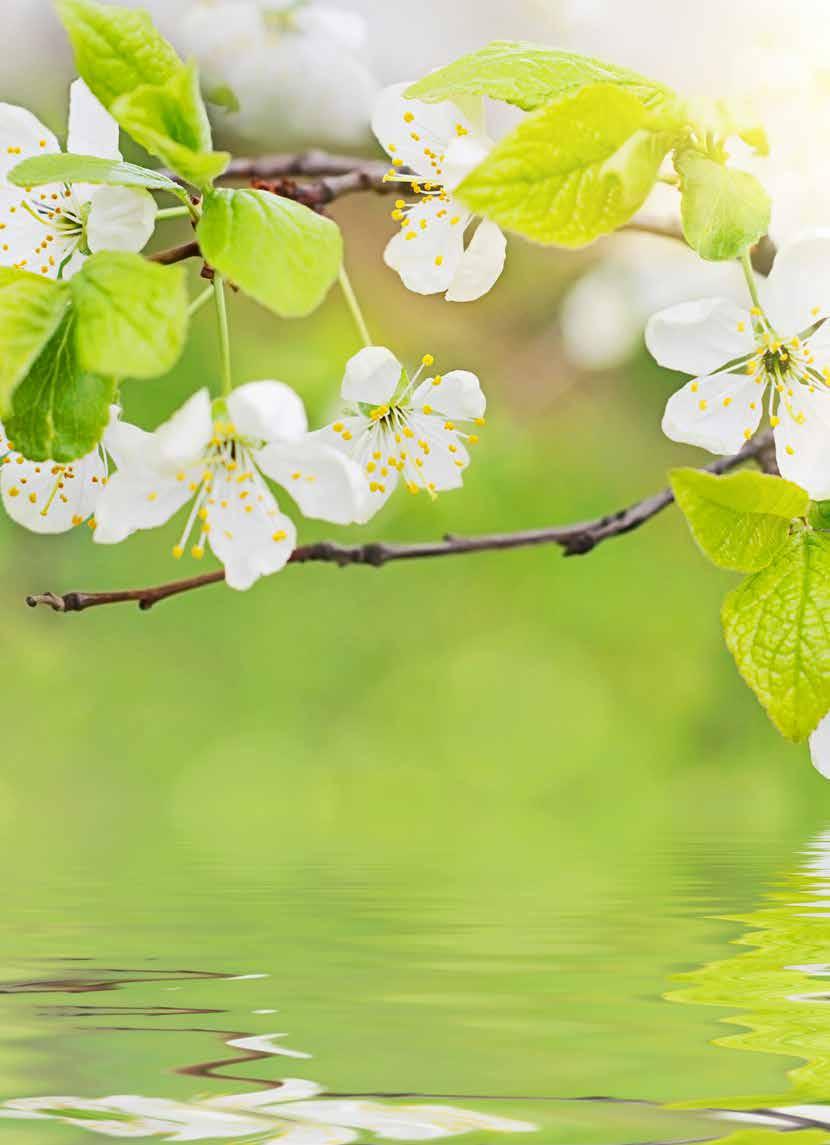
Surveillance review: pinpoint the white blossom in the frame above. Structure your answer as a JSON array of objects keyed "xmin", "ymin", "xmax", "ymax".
[
  {"xmin": 646, "ymin": 234, "xmax": 830, "ymax": 499},
  {"xmin": 94, "ymin": 384, "xmax": 370, "ymax": 591},
  {"xmin": 0, "ymin": 412, "xmax": 117, "ymax": 534},
  {"xmin": 177, "ymin": 1, "xmax": 378, "ymax": 152},
  {"xmin": 0, "ymin": 80, "xmax": 156, "ymax": 279},
  {"xmin": 312, "ymin": 346, "xmax": 486, "ymax": 519},
  {"xmin": 373, "ymin": 84, "xmax": 506, "ymax": 302}
]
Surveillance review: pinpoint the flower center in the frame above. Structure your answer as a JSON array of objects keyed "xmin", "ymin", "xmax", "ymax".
[
  {"xmin": 745, "ymin": 326, "xmax": 829, "ymax": 431},
  {"xmin": 170, "ymin": 421, "xmax": 289, "ymax": 561}
]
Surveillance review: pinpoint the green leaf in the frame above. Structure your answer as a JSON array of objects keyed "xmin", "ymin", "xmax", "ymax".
[
  {"xmin": 55, "ymin": 0, "xmax": 181, "ymax": 108},
  {"xmin": 8, "ymin": 153, "xmax": 189, "ymax": 203},
  {"xmin": 722, "ymin": 530, "xmax": 830, "ymax": 742},
  {"xmin": 0, "ymin": 269, "xmax": 71, "ymax": 416},
  {"xmin": 675, "ymin": 150, "xmax": 771, "ymax": 261},
  {"xmin": 111, "ymin": 63, "xmax": 229, "ymax": 188},
  {"xmin": 70, "ymin": 252, "xmax": 188, "ymax": 380},
  {"xmin": 5, "ymin": 313, "xmax": 115, "ymax": 463},
  {"xmin": 55, "ymin": 0, "xmax": 227, "ymax": 189},
  {"xmin": 405, "ymin": 41, "xmax": 678, "ymax": 115},
  {"xmin": 671, "ymin": 469, "xmax": 809, "ymax": 573},
  {"xmin": 809, "ymin": 501, "xmax": 830, "ymax": 531},
  {"xmin": 457, "ymin": 83, "xmax": 680, "ymax": 247},
  {"xmin": 197, "ymin": 188, "xmax": 343, "ymax": 318},
  {"xmin": 206, "ymin": 84, "xmax": 241, "ymax": 114}
]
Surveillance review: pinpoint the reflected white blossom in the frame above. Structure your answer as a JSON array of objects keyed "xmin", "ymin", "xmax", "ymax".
[{"xmin": 0, "ymin": 1076, "xmax": 536, "ymax": 1142}]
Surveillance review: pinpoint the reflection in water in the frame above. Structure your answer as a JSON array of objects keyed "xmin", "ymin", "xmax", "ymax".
[
  {"xmin": 668, "ymin": 829, "xmax": 830, "ymax": 1127},
  {"xmin": 10, "ymin": 836, "xmax": 830, "ymax": 1144},
  {"xmin": 0, "ymin": 967, "xmax": 536, "ymax": 1142},
  {"xmin": 0, "ymin": 1081, "xmax": 536, "ymax": 1142}
]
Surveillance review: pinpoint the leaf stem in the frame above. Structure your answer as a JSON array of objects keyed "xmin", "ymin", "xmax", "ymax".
[
  {"xmin": 338, "ymin": 264, "xmax": 372, "ymax": 348},
  {"xmin": 741, "ymin": 250, "xmax": 764, "ymax": 313},
  {"xmin": 188, "ymin": 284, "xmax": 214, "ymax": 318},
  {"xmin": 156, "ymin": 205, "xmax": 191, "ymax": 221},
  {"xmin": 213, "ymin": 275, "xmax": 233, "ymax": 397}
]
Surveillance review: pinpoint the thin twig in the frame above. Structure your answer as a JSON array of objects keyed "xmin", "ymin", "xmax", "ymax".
[{"xmin": 25, "ymin": 433, "xmax": 771, "ymax": 616}]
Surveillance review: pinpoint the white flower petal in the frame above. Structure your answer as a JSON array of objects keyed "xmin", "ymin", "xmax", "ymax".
[
  {"xmin": 646, "ymin": 299, "xmax": 755, "ymax": 376},
  {"xmin": 1, "ymin": 449, "xmax": 105, "ymax": 534},
  {"xmin": 442, "ymin": 133, "xmax": 490, "ymax": 192},
  {"xmin": 412, "ymin": 371, "xmax": 485, "ymax": 420},
  {"xmin": 773, "ymin": 387, "xmax": 830, "ymax": 499},
  {"xmin": 154, "ymin": 390, "xmax": 214, "ymax": 473},
  {"xmin": 811, "ymin": 716, "xmax": 830, "ymax": 780},
  {"xmin": 67, "ymin": 78, "xmax": 120, "ymax": 160},
  {"xmin": 762, "ymin": 232, "xmax": 830, "ymax": 334},
  {"xmin": 0, "ymin": 187, "xmax": 73, "ymax": 275},
  {"xmin": 93, "ymin": 468, "xmax": 193, "ymax": 545},
  {"xmin": 207, "ymin": 469, "xmax": 296, "ymax": 591},
  {"xmin": 407, "ymin": 413, "xmax": 469, "ymax": 491},
  {"xmin": 372, "ymin": 83, "xmax": 481, "ymax": 177},
  {"xmin": 384, "ymin": 200, "xmax": 467, "ymax": 296},
  {"xmin": 228, "ymin": 381, "xmax": 308, "ymax": 443},
  {"xmin": 341, "ymin": 346, "xmax": 402, "ymax": 405},
  {"xmin": 0, "ymin": 103, "xmax": 59, "ymax": 185},
  {"xmin": 256, "ymin": 439, "xmax": 370, "ymax": 524},
  {"xmin": 86, "ymin": 186, "xmax": 157, "ymax": 254},
  {"xmin": 662, "ymin": 373, "xmax": 764, "ymax": 455},
  {"xmin": 444, "ymin": 220, "xmax": 505, "ymax": 303}
]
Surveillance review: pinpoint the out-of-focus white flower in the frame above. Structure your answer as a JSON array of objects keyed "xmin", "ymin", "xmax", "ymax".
[
  {"xmin": 558, "ymin": 0, "xmax": 830, "ymax": 245},
  {"xmin": 560, "ymin": 229, "xmax": 746, "ymax": 372},
  {"xmin": 177, "ymin": 0, "xmax": 378, "ymax": 151}
]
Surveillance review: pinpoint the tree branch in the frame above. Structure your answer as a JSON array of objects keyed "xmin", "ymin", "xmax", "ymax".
[{"xmin": 25, "ymin": 432, "xmax": 771, "ymax": 616}]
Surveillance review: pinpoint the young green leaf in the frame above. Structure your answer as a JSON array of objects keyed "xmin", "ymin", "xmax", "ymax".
[
  {"xmin": 405, "ymin": 41, "xmax": 678, "ymax": 115},
  {"xmin": 809, "ymin": 501, "xmax": 830, "ymax": 531},
  {"xmin": 676, "ymin": 150, "xmax": 771, "ymax": 261},
  {"xmin": 671, "ymin": 469, "xmax": 808, "ymax": 573},
  {"xmin": 0, "ymin": 269, "xmax": 71, "ymax": 416},
  {"xmin": 197, "ymin": 188, "xmax": 343, "ymax": 318},
  {"xmin": 111, "ymin": 64, "xmax": 229, "ymax": 188},
  {"xmin": 457, "ymin": 83, "xmax": 680, "ymax": 247},
  {"xmin": 55, "ymin": 0, "xmax": 181, "ymax": 108},
  {"xmin": 70, "ymin": 253, "xmax": 189, "ymax": 380},
  {"xmin": 722, "ymin": 530, "xmax": 830, "ymax": 742},
  {"xmin": 5, "ymin": 313, "xmax": 115, "ymax": 463},
  {"xmin": 8, "ymin": 154, "xmax": 190, "ymax": 204}
]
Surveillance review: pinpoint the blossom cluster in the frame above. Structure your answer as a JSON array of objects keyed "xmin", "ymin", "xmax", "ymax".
[{"xmin": 0, "ymin": 82, "xmax": 487, "ymax": 591}]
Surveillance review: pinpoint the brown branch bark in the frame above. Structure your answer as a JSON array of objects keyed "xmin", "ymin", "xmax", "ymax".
[{"xmin": 25, "ymin": 432, "xmax": 771, "ymax": 616}]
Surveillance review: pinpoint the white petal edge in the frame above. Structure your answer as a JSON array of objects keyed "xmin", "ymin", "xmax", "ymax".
[
  {"xmin": 762, "ymin": 232, "xmax": 830, "ymax": 335},
  {"xmin": 67, "ymin": 78, "xmax": 120, "ymax": 160},
  {"xmin": 662, "ymin": 373, "xmax": 763, "ymax": 456},
  {"xmin": 86, "ymin": 187, "xmax": 157, "ymax": 254},
  {"xmin": 153, "ymin": 390, "xmax": 214, "ymax": 473},
  {"xmin": 256, "ymin": 439, "xmax": 370, "ymax": 525},
  {"xmin": 445, "ymin": 220, "xmax": 506, "ymax": 303},
  {"xmin": 411, "ymin": 371, "xmax": 485, "ymax": 420},
  {"xmin": 341, "ymin": 346, "xmax": 401, "ymax": 405},
  {"xmin": 811, "ymin": 716, "xmax": 830, "ymax": 780},
  {"xmin": 228, "ymin": 381, "xmax": 308, "ymax": 443},
  {"xmin": 646, "ymin": 298, "xmax": 755, "ymax": 377}
]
